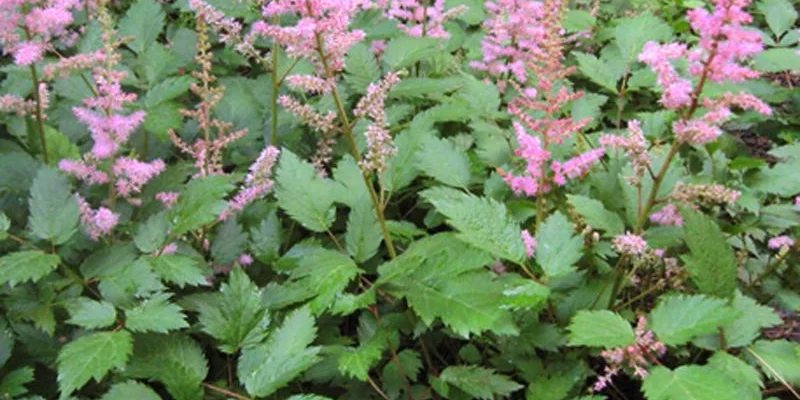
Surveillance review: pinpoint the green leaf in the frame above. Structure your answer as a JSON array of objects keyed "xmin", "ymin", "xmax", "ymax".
[
  {"xmin": 649, "ymin": 295, "xmax": 741, "ymax": 345},
  {"xmin": 98, "ymin": 258, "xmax": 165, "ymax": 308},
  {"xmin": 642, "ymin": 365, "xmax": 741, "ymax": 400},
  {"xmin": 439, "ymin": 366, "xmax": 523, "ymax": 400},
  {"xmin": 125, "ymin": 293, "xmax": 189, "ymax": 333},
  {"xmin": 344, "ymin": 43, "xmax": 380, "ymax": 94},
  {"xmin": 250, "ymin": 210, "xmax": 282, "ymax": 263},
  {"xmin": 238, "ymin": 307, "xmax": 321, "ymax": 397},
  {"xmin": 574, "ymin": 52, "xmax": 621, "ymax": 93},
  {"xmin": 344, "ymin": 199, "xmax": 382, "ymax": 263},
  {"xmin": 57, "ymin": 331, "xmax": 133, "ymax": 397},
  {"xmin": 126, "ymin": 334, "xmax": 208, "ymax": 400},
  {"xmin": 754, "ymin": 48, "xmax": 800, "ymax": 72},
  {"xmin": 44, "ymin": 126, "xmax": 80, "ymax": 167},
  {"xmin": 563, "ymin": 9, "xmax": 596, "ymax": 33},
  {"xmin": 706, "ymin": 352, "xmax": 762, "ymax": 400},
  {"xmin": 0, "ymin": 319, "xmax": 12, "ymax": 369},
  {"xmin": 748, "ymin": 340, "xmax": 800, "ymax": 386},
  {"xmin": 337, "ymin": 329, "xmax": 388, "ymax": 381},
  {"xmin": 144, "ymin": 101, "xmax": 183, "ymax": 140},
  {"xmin": 567, "ymin": 310, "xmax": 635, "ymax": 348},
  {"xmin": 268, "ymin": 244, "xmax": 361, "ymax": 314},
  {"xmin": 144, "ymin": 76, "xmax": 194, "ymax": 108},
  {"xmin": 0, "ymin": 251, "xmax": 60, "ymax": 287},
  {"xmin": 101, "ymin": 381, "xmax": 162, "ymax": 400},
  {"xmin": 169, "ymin": 174, "xmax": 234, "ymax": 236},
  {"xmin": 536, "ymin": 212, "xmax": 584, "ymax": 279},
  {"xmin": 28, "ymin": 167, "xmax": 79, "ymax": 244},
  {"xmin": 211, "ymin": 218, "xmax": 247, "ymax": 266},
  {"xmin": 134, "ymin": 212, "xmax": 169, "ymax": 254},
  {"xmin": 390, "ymin": 77, "xmax": 464, "ymax": 99},
  {"xmin": 750, "ymin": 159, "xmax": 800, "ymax": 195},
  {"xmin": 0, "ymin": 212, "xmax": 9, "ymax": 241},
  {"xmin": 567, "ymin": 195, "xmax": 625, "ymax": 237},
  {"xmin": 421, "ymin": 187, "xmax": 525, "ymax": 263},
  {"xmin": 66, "ymin": 298, "xmax": 117, "ymax": 329},
  {"xmin": 416, "ymin": 136, "xmax": 471, "ymax": 187},
  {"xmin": 614, "ymin": 13, "xmax": 672, "ymax": 62},
  {"xmin": 715, "ymin": 292, "xmax": 781, "ymax": 348},
  {"xmin": 275, "ymin": 150, "xmax": 336, "ymax": 232},
  {"xmin": 680, "ymin": 206, "xmax": 737, "ymax": 298},
  {"xmin": 757, "ymin": 0, "xmax": 798, "ymax": 38},
  {"xmin": 145, "ymin": 255, "xmax": 209, "ymax": 288},
  {"xmin": 501, "ymin": 279, "xmax": 550, "ymax": 311},
  {"xmin": 384, "ymin": 36, "xmax": 442, "ymax": 70},
  {"xmin": 197, "ymin": 267, "xmax": 270, "ymax": 353},
  {"xmin": 0, "ymin": 367, "xmax": 34, "ymax": 397},
  {"xmin": 119, "ymin": 0, "xmax": 165, "ymax": 54}
]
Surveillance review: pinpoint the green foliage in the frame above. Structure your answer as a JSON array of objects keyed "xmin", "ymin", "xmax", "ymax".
[
  {"xmin": 680, "ymin": 206, "xmax": 737, "ymax": 298},
  {"xmin": 119, "ymin": 0, "xmax": 165, "ymax": 54},
  {"xmin": 567, "ymin": 310, "xmax": 635, "ymax": 348},
  {"xmin": 275, "ymin": 150, "xmax": 336, "ymax": 233},
  {"xmin": 238, "ymin": 307, "xmax": 321, "ymax": 397},
  {"xmin": 536, "ymin": 212, "xmax": 584, "ymax": 279},
  {"xmin": 66, "ymin": 298, "xmax": 117, "ymax": 329},
  {"xmin": 567, "ymin": 195, "xmax": 625, "ymax": 237},
  {"xmin": 438, "ymin": 366, "xmax": 523, "ymax": 399},
  {"xmin": 197, "ymin": 267, "xmax": 270, "ymax": 353},
  {"xmin": 649, "ymin": 295, "xmax": 741, "ymax": 346},
  {"xmin": 125, "ymin": 293, "xmax": 189, "ymax": 333},
  {"xmin": 28, "ymin": 167, "xmax": 79, "ymax": 245},
  {"xmin": 57, "ymin": 331, "xmax": 133, "ymax": 398},
  {"xmin": 101, "ymin": 381, "xmax": 162, "ymax": 400},
  {"xmin": 416, "ymin": 136, "xmax": 472, "ymax": 187},
  {"xmin": 421, "ymin": 187, "xmax": 526, "ymax": 263},
  {"xmin": 0, "ymin": 250, "xmax": 60, "ymax": 287},
  {"xmin": 748, "ymin": 340, "xmax": 800, "ymax": 386},
  {"xmin": 642, "ymin": 365, "xmax": 742, "ymax": 400},
  {"xmin": 168, "ymin": 175, "xmax": 234, "ymax": 236},
  {"xmin": 126, "ymin": 334, "xmax": 208, "ymax": 400}
]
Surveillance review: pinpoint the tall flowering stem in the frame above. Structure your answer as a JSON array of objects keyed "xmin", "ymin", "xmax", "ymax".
[
  {"xmin": 633, "ymin": 0, "xmax": 770, "ymax": 234},
  {"xmin": 497, "ymin": 0, "xmax": 603, "ymax": 231}
]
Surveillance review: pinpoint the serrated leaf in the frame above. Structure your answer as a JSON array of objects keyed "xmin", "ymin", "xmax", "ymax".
[
  {"xmin": 614, "ymin": 13, "xmax": 672, "ymax": 62},
  {"xmin": 144, "ymin": 101, "xmax": 183, "ymax": 140},
  {"xmin": 401, "ymin": 271, "xmax": 518, "ymax": 338},
  {"xmin": 119, "ymin": 0, "xmax": 165, "ymax": 54},
  {"xmin": 344, "ymin": 199, "xmax": 382, "ymax": 263},
  {"xmin": 714, "ymin": 292, "xmax": 781, "ymax": 348},
  {"xmin": 57, "ymin": 331, "xmax": 133, "ymax": 397},
  {"xmin": 144, "ymin": 76, "xmax": 194, "ymax": 108},
  {"xmin": 390, "ymin": 77, "xmax": 464, "ymax": 99},
  {"xmin": 574, "ymin": 52, "xmax": 621, "ymax": 93},
  {"xmin": 146, "ymin": 255, "xmax": 209, "ymax": 288},
  {"xmin": 748, "ymin": 340, "xmax": 800, "ymax": 386},
  {"xmin": 210, "ymin": 218, "xmax": 247, "ymax": 266},
  {"xmin": 439, "ymin": 366, "xmax": 523, "ymax": 400},
  {"xmin": 197, "ymin": 267, "xmax": 270, "ymax": 353},
  {"xmin": 421, "ymin": 187, "xmax": 525, "ymax": 263},
  {"xmin": 706, "ymin": 352, "xmax": 762, "ymax": 400},
  {"xmin": 344, "ymin": 43, "xmax": 380, "ymax": 94},
  {"xmin": 275, "ymin": 150, "xmax": 336, "ymax": 232},
  {"xmin": 642, "ymin": 365, "xmax": 741, "ymax": 400},
  {"xmin": 416, "ymin": 137, "xmax": 471, "ymax": 187},
  {"xmin": 101, "ymin": 381, "xmax": 162, "ymax": 400},
  {"xmin": 28, "ymin": 167, "xmax": 79, "ymax": 244},
  {"xmin": 134, "ymin": 212, "xmax": 169, "ymax": 253},
  {"xmin": 238, "ymin": 307, "xmax": 321, "ymax": 397},
  {"xmin": 501, "ymin": 279, "xmax": 550, "ymax": 311},
  {"xmin": 650, "ymin": 295, "xmax": 741, "ymax": 345},
  {"xmin": 44, "ymin": 126, "xmax": 80, "ymax": 167},
  {"xmin": 0, "ymin": 212, "xmax": 9, "ymax": 241},
  {"xmin": 250, "ymin": 210, "xmax": 282, "ymax": 263},
  {"xmin": 267, "ymin": 244, "xmax": 361, "ymax": 314},
  {"xmin": 0, "ymin": 367, "xmax": 33, "ymax": 397},
  {"xmin": 126, "ymin": 334, "xmax": 208, "ymax": 400},
  {"xmin": 125, "ymin": 293, "xmax": 189, "ymax": 333},
  {"xmin": 384, "ymin": 36, "xmax": 442, "ymax": 70},
  {"xmin": 168, "ymin": 175, "xmax": 234, "ymax": 236},
  {"xmin": 66, "ymin": 298, "xmax": 117, "ymax": 329},
  {"xmin": 680, "ymin": 206, "xmax": 737, "ymax": 298},
  {"xmin": 0, "ymin": 319, "xmax": 12, "ymax": 369},
  {"xmin": 567, "ymin": 310, "xmax": 635, "ymax": 348},
  {"xmin": 536, "ymin": 212, "xmax": 584, "ymax": 279},
  {"xmin": 567, "ymin": 195, "xmax": 624, "ymax": 236},
  {"xmin": 754, "ymin": 48, "xmax": 800, "ymax": 72},
  {"xmin": 0, "ymin": 251, "xmax": 60, "ymax": 287},
  {"xmin": 99, "ymin": 259, "xmax": 166, "ymax": 308},
  {"xmin": 337, "ymin": 329, "xmax": 388, "ymax": 381},
  {"xmin": 757, "ymin": 0, "xmax": 798, "ymax": 38}
]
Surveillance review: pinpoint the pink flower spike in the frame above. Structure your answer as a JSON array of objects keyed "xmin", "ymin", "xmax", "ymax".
[
  {"xmin": 650, "ymin": 204, "xmax": 684, "ymax": 227},
  {"xmin": 238, "ymin": 253, "xmax": 254, "ymax": 266},
  {"xmin": 156, "ymin": 192, "xmax": 180, "ymax": 209},
  {"xmin": 13, "ymin": 41, "xmax": 46, "ymax": 66},
  {"xmin": 521, "ymin": 230, "xmax": 537, "ymax": 258}
]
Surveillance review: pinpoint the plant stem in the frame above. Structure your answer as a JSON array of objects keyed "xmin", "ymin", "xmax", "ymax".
[
  {"xmin": 24, "ymin": 29, "xmax": 48, "ymax": 164},
  {"xmin": 313, "ymin": 33, "xmax": 398, "ymax": 259},
  {"xmin": 270, "ymin": 15, "xmax": 280, "ymax": 146},
  {"xmin": 750, "ymin": 245, "xmax": 796, "ymax": 287},
  {"xmin": 202, "ymin": 383, "xmax": 252, "ymax": 400}
]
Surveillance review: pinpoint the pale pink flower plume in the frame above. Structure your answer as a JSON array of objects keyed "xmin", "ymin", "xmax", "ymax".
[
  {"xmin": 600, "ymin": 120, "xmax": 650, "ymax": 183},
  {"xmin": 521, "ymin": 230, "xmax": 537, "ymax": 258},
  {"xmin": 768, "ymin": 235, "xmax": 794, "ymax": 250},
  {"xmin": 156, "ymin": 192, "xmax": 180, "ymax": 209},
  {"xmin": 354, "ymin": 72, "xmax": 402, "ymax": 173},
  {"xmin": 384, "ymin": 0, "xmax": 467, "ymax": 39},
  {"xmin": 76, "ymin": 195, "xmax": 119, "ymax": 241},
  {"xmin": 155, "ymin": 243, "xmax": 179, "ymax": 256},
  {"xmin": 594, "ymin": 316, "xmax": 666, "ymax": 392},
  {"xmin": 220, "ymin": 146, "xmax": 281, "ymax": 220},
  {"xmin": 649, "ymin": 204, "xmax": 684, "ymax": 227},
  {"xmin": 613, "ymin": 233, "xmax": 648, "ymax": 256},
  {"xmin": 238, "ymin": 253, "xmax": 254, "ymax": 266}
]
